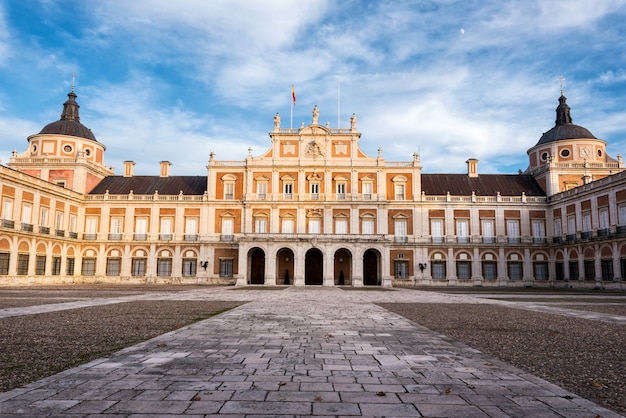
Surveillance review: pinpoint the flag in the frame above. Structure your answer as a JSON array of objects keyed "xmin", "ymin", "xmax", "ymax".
[{"xmin": 291, "ymin": 85, "xmax": 296, "ymax": 105}]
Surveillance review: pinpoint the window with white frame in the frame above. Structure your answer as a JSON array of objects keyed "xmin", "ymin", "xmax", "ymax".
[
  {"xmin": 394, "ymin": 218, "xmax": 407, "ymax": 242},
  {"xmin": 224, "ymin": 182, "xmax": 234, "ymax": 200},
  {"xmin": 619, "ymin": 205, "xmax": 626, "ymax": 225},
  {"xmin": 394, "ymin": 260, "xmax": 409, "ymax": 279},
  {"xmin": 182, "ymin": 258, "xmax": 197, "ymax": 277},
  {"xmin": 2, "ymin": 198, "xmax": 13, "ymax": 220},
  {"xmin": 132, "ymin": 258, "xmax": 147, "ymax": 276},
  {"xmin": 159, "ymin": 217, "xmax": 172, "ymax": 240},
  {"xmin": 456, "ymin": 219, "xmax": 469, "ymax": 243},
  {"xmin": 106, "ymin": 258, "xmax": 121, "ymax": 276},
  {"xmin": 110, "ymin": 217, "xmax": 124, "ymax": 239},
  {"xmin": 394, "ymin": 183, "xmax": 405, "ymax": 200},
  {"xmin": 283, "ymin": 182, "xmax": 293, "ymax": 199},
  {"xmin": 599, "ymin": 208, "xmax": 609, "ymax": 230},
  {"xmin": 85, "ymin": 216, "xmax": 98, "ymax": 239},
  {"xmin": 362, "ymin": 182, "xmax": 372, "ymax": 200},
  {"xmin": 362, "ymin": 217, "xmax": 374, "ymax": 235},
  {"xmin": 81, "ymin": 258, "xmax": 96, "ymax": 276},
  {"xmin": 39, "ymin": 207, "xmax": 49, "ymax": 227},
  {"xmin": 482, "ymin": 219, "xmax": 494, "ymax": 243},
  {"xmin": 255, "ymin": 216, "xmax": 267, "ymax": 233},
  {"xmin": 221, "ymin": 217, "xmax": 234, "ymax": 239},
  {"xmin": 55, "ymin": 211, "xmax": 64, "ymax": 231},
  {"xmin": 282, "ymin": 218, "xmax": 294, "ymax": 234},
  {"xmin": 310, "ymin": 182, "xmax": 320, "ymax": 200},
  {"xmin": 506, "ymin": 219, "xmax": 520, "ymax": 243},
  {"xmin": 185, "ymin": 217, "xmax": 198, "ymax": 240},
  {"xmin": 21, "ymin": 203, "xmax": 32, "ymax": 224},
  {"xmin": 431, "ymin": 219, "xmax": 443, "ymax": 243},
  {"xmin": 582, "ymin": 212, "xmax": 591, "ymax": 232},
  {"xmin": 134, "ymin": 217, "xmax": 148, "ymax": 240},
  {"xmin": 308, "ymin": 218, "xmax": 321, "ymax": 234},
  {"xmin": 257, "ymin": 181, "xmax": 267, "ymax": 200},
  {"xmin": 567, "ymin": 215, "xmax": 576, "ymax": 234},
  {"xmin": 336, "ymin": 182, "xmax": 346, "ymax": 200},
  {"xmin": 69, "ymin": 214, "xmax": 77, "ymax": 234},
  {"xmin": 157, "ymin": 258, "xmax": 172, "ymax": 276},
  {"xmin": 554, "ymin": 218, "xmax": 562, "ymax": 236},
  {"xmin": 532, "ymin": 220, "xmax": 545, "ymax": 243},
  {"xmin": 335, "ymin": 217, "xmax": 348, "ymax": 234}
]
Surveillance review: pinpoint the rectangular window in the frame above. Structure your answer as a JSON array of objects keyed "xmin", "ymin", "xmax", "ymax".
[
  {"xmin": 81, "ymin": 258, "xmax": 96, "ymax": 276},
  {"xmin": 283, "ymin": 183, "xmax": 293, "ymax": 200},
  {"xmin": 394, "ymin": 260, "xmax": 409, "ymax": 279},
  {"xmin": 66, "ymin": 257, "xmax": 75, "ymax": 276},
  {"xmin": 335, "ymin": 219, "xmax": 348, "ymax": 234},
  {"xmin": 55, "ymin": 211, "xmax": 64, "ymax": 230},
  {"xmin": 106, "ymin": 258, "xmax": 121, "ymax": 276},
  {"xmin": 134, "ymin": 217, "xmax": 148, "ymax": 240},
  {"xmin": 185, "ymin": 217, "xmax": 198, "ymax": 240},
  {"xmin": 457, "ymin": 261, "xmax": 471, "ymax": 280},
  {"xmin": 224, "ymin": 182, "xmax": 234, "ymax": 200},
  {"xmin": 599, "ymin": 209, "xmax": 609, "ymax": 230},
  {"xmin": 534, "ymin": 262, "xmax": 548, "ymax": 280},
  {"xmin": 532, "ymin": 220, "xmax": 545, "ymax": 243},
  {"xmin": 222, "ymin": 218, "xmax": 234, "ymax": 237},
  {"xmin": 394, "ymin": 219, "xmax": 407, "ymax": 242},
  {"xmin": 255, "ymin": 218, "xmax": 267, "ymax": 233},
  {"xmin": 69, "ymin": 214, "xmax": 77, "ymax": 233},
  {"xmin": 110, "ymin": 217, "xmax": 124, "ymax": 239},
  {"xmin": 336, "ymin": 183, "xmax": 346, "ymax": 200},
  {"xmin": 554, "ymin": 218, "xmax": 562, "ymax": 237},
  {"xmin": 182, "ymin": 259, "xmax": 197, "ymax": 277},
  {"xmin": 431, "ymin": 219, "xmax": 443, "ymax": 243},
  {"xmin": 35, "ymin": 255, "xmax": 46, "ymax": 275},
  {"xmin": 157, "ymin": 258, "xmax": 172, "ymax": 276},
  {"xmin": 132, "ymin": 258, "xmax": 147, "ymax": 276},
  {"xmin": 508, "ymin": 262, "xmax": 522, "ymax": 280},
  {"xmin": 21, "ymin": 203, "xmax": 32, "ymax": 224},
  {"xmin": 51, "ymin": 256, "xmax": 61, "ymax": 276},
  {"xmin": 395, "ymin": 184, "xmax": 405, "ymax": 200},
  {"xmin": 17, "ymin": 254, "xmax": 29, "ymax": 275},
  {"xmin": 582, "ymin": 212, "xmax": 591, "ymax": 232},
  {"xmin": 40, "ymin": 207, "xmax": 49, "ymax": 227},
  {"xmin": 567, "ymin": 215, "xmax": 576, "ymax": 234},
  {"xmin": 257, "ymin": 182, "xmax": 267, "ymax": 200},
  {"xmin": 584, "ymin": 260, "xmax": 595, "ymax": 281},
  {"xmin": 362, "ymin": 219, "xmax": 374, "ymax": 235},
  {"xmin": 282, "ymin": 219, "xmax": 294, "ymax": 234},
  {"xmin": 482, "ymin": 261, "xmax": 497, "ymax": 280},
  {"xmin": 219, "ymin": 259, "xmax": 234, "ymax": 278},
  {"xmin": 619, "ymin": 205, "xmax": 626, "ymax": 225},
  {"xmin": 507, "ymin": 220, "xmax": 520, "ymax": 243},
  {"xmin": 310, "ymin": 183, "xmax": 319, "ymax": 200},
  {"xmin": 431, "ymin": 261, "xmax": 446, "ymax": 279},
  {"xmin": 362, "ymin": 183, "xmax": 372, "ymax": 200},
  {"xmin": 2, "ymin": 198, "xmax": 13, "ymax": 220},
  {"xmin": 456, "ymin": 219, "xmax": 469, "ymax": 243},
  {"xmin": 85, "ymin": 216, "xmax": 98, "ymax": 240},
  {"xmin": 158, "ymin": 217, "xmax": 171, "ymax": 240},
  {"xmin": 308, "ymin": 219, "xmax": 321, "ymax": 234},
  {"xmin": 555, "ymin": 262, "xmax": 564, "ymax": 280},
  {"xmin": 0, "ymin": 252, "xmax": 9, "ymax": 275},
  {"xmin": 569, "ymin": 261, "xmax": 579, "ymax": 280},
  {"xmin": 482, "ymin": 219, "xmax": 494, "ymax": 243},
  {"xmin": 601, "ymin": 259, "xmax": 613, "ymax": 281}
]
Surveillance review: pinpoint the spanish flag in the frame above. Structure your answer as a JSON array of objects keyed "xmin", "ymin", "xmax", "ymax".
[{"xmin": 292, "ymin": 85, "xmax": 296, "ymax": 105}]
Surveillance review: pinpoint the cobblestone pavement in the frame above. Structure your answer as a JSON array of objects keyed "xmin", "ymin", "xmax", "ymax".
[{"xmin": 0, "ymin": 287, "xmax": 623, "ymax": 417}]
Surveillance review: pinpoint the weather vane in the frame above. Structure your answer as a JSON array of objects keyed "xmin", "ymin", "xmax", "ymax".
[
  {"xmin": 559, "ymin": 74, "xmax": 565, "ymax": 96},
  {"xmin": 72, "ymin": 73, "xmax": 76, "ymax": 92}
]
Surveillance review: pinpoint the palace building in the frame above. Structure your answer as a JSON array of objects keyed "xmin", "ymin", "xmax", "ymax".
[{"xmin": 1, "ymin": 87, "xmax": 625, "ymax": 287}]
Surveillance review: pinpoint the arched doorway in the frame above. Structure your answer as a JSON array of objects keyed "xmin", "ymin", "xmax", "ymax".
[
  {"xmin": 334, "ymin": 249, "xmax": 352, "ymax": 286},
  {"xmin": 249, "ymin": 248, "xmax": 265, "ymax": 284},
  {"xmin": 305, "ymin": 248, "xmax": 323, "ymax": 285},
  {"xmin": 276, "ymin": 248, "xmax": 294, "ymax": 285},
  {"xmin": 363, "ymin": 249, "xmax": 380, "ymax": 286}
]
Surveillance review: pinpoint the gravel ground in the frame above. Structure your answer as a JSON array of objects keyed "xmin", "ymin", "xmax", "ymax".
[
  {"xmin": 379, "ymin": 302, "xmax": 626, "ymax": 416},
  {"xmin": 0, "ymin": 300, "xmax": 244, "ymax": 393}
]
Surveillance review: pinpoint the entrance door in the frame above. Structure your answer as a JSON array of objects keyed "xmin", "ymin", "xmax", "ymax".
[
  {"xmin": 363, "ymin": 249, "xmax": 380, "ymax": 285},
  {"xmin": 305, "ymin": 248, "xmax": 323, "ymax": 285},
  {"xmin": 250, "ymin": 248, "xmax": 265, "ymax": 284}
]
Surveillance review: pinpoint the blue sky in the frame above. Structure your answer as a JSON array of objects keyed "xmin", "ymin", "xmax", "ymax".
[{"xmin": 1, "ymin": 0, "xmax": 626, "ymax": 176}]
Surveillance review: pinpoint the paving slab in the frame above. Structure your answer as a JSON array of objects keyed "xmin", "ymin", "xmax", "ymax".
[{"xmin": 0, "ymin": 287, "xmax": 623, "ymax": 417}]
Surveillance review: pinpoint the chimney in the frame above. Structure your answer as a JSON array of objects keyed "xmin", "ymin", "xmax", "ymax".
[
  {"xmin": 466, "ymin": 158, "xmax": 479, "ymax": 178},
  {"xmin": 160, "ymin": 161, "xmax": 171, "ymax": 177},
  {"xmin": 123, "ymin": 161, "xmax": 135, "ymax": 177}
]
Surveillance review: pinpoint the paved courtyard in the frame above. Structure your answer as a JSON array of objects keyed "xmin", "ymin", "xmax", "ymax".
[{"xmin": 0, "ymin": 286, "xmax": 623, "ymax": 417}]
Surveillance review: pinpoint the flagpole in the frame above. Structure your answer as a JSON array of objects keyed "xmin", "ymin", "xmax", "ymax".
[{"xmin": 290, "ymin": 84, "xmax": 294, "ymax": 129}]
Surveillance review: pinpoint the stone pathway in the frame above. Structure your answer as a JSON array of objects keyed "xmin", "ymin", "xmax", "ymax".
[{"xmin": 0, "ymin": 287, "xmax": 622, "ymax": 417}]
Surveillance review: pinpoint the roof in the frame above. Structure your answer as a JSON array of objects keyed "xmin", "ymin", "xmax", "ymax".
[
  {"xmin": 38, "ymin": 90, "xmax": 98, "ymax": 142},
  {"xmin": 535, "ymin": 94, "xmax": 596, "ymax": 146},
  {"xmin": 421, "ymin": 174, "xmax": 546, "ymax": 196},
  {"xmin": 89, "ymin": 176, "xmax": 207, "ymax": 195}
]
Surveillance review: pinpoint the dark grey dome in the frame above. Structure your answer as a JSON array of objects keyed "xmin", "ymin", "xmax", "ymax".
[
  {"xmin": 38, "ymin": 91, "xmax": 98, "ymax": 142},
  {"xmin": 535, "ymin": 94, "xmax": 596, "ymax": 146}
]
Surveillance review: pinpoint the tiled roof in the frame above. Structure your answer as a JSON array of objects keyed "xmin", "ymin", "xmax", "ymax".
[
  {"xmin": 89, "ymin": 176, "xmax": 207, "ymax": 195},
  {"xmin": 421, "ymin": 174, "xmax": 545, "ymax": 196}
]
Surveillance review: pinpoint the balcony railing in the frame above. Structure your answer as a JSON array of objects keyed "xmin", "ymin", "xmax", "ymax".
[
  {"xmin": 133, "ymin": 234, "xmax": 148, "ymax": 241},
  {"xmin": 220, "ymin": 235, "xmax": 234, "ymax": 242},
  {"xmin": 108, "ymin": 233, "xmax": 123, "ymax": 240},
  {"xmin": 1, "ymin": 219, "xmax": 15, "ymax": 229},
  {"xmin": 184, "ymin": 234, "xmax": 198, "ymax": 242},
  {"xmin": 21, "ymin": 223, "xmax": 33, "ymax": 232},
  {"xmin": 83, "ymin": 233, "xmax": 98, "ymax": 240},
  {"xmin": 55, "ymin": 229, "xmax": 65, "ymax": 237},
  {"xmin": 158, "ymin": 233, "xmax": 172, "ymax": 241},
  {"xmin": 39, "ymin": 226, "xmax": 50, "ymax": 234}
]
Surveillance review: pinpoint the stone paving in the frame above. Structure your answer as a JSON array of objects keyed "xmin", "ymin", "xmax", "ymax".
[{"xmin": 0, "ymin": 287, "xmax": 623, "ymax": 417}]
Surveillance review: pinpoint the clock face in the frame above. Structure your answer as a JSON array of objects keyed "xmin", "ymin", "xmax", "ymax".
[{"xmin": 580, "ymin": 147, "xmax": 591, "ymax": 157}]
